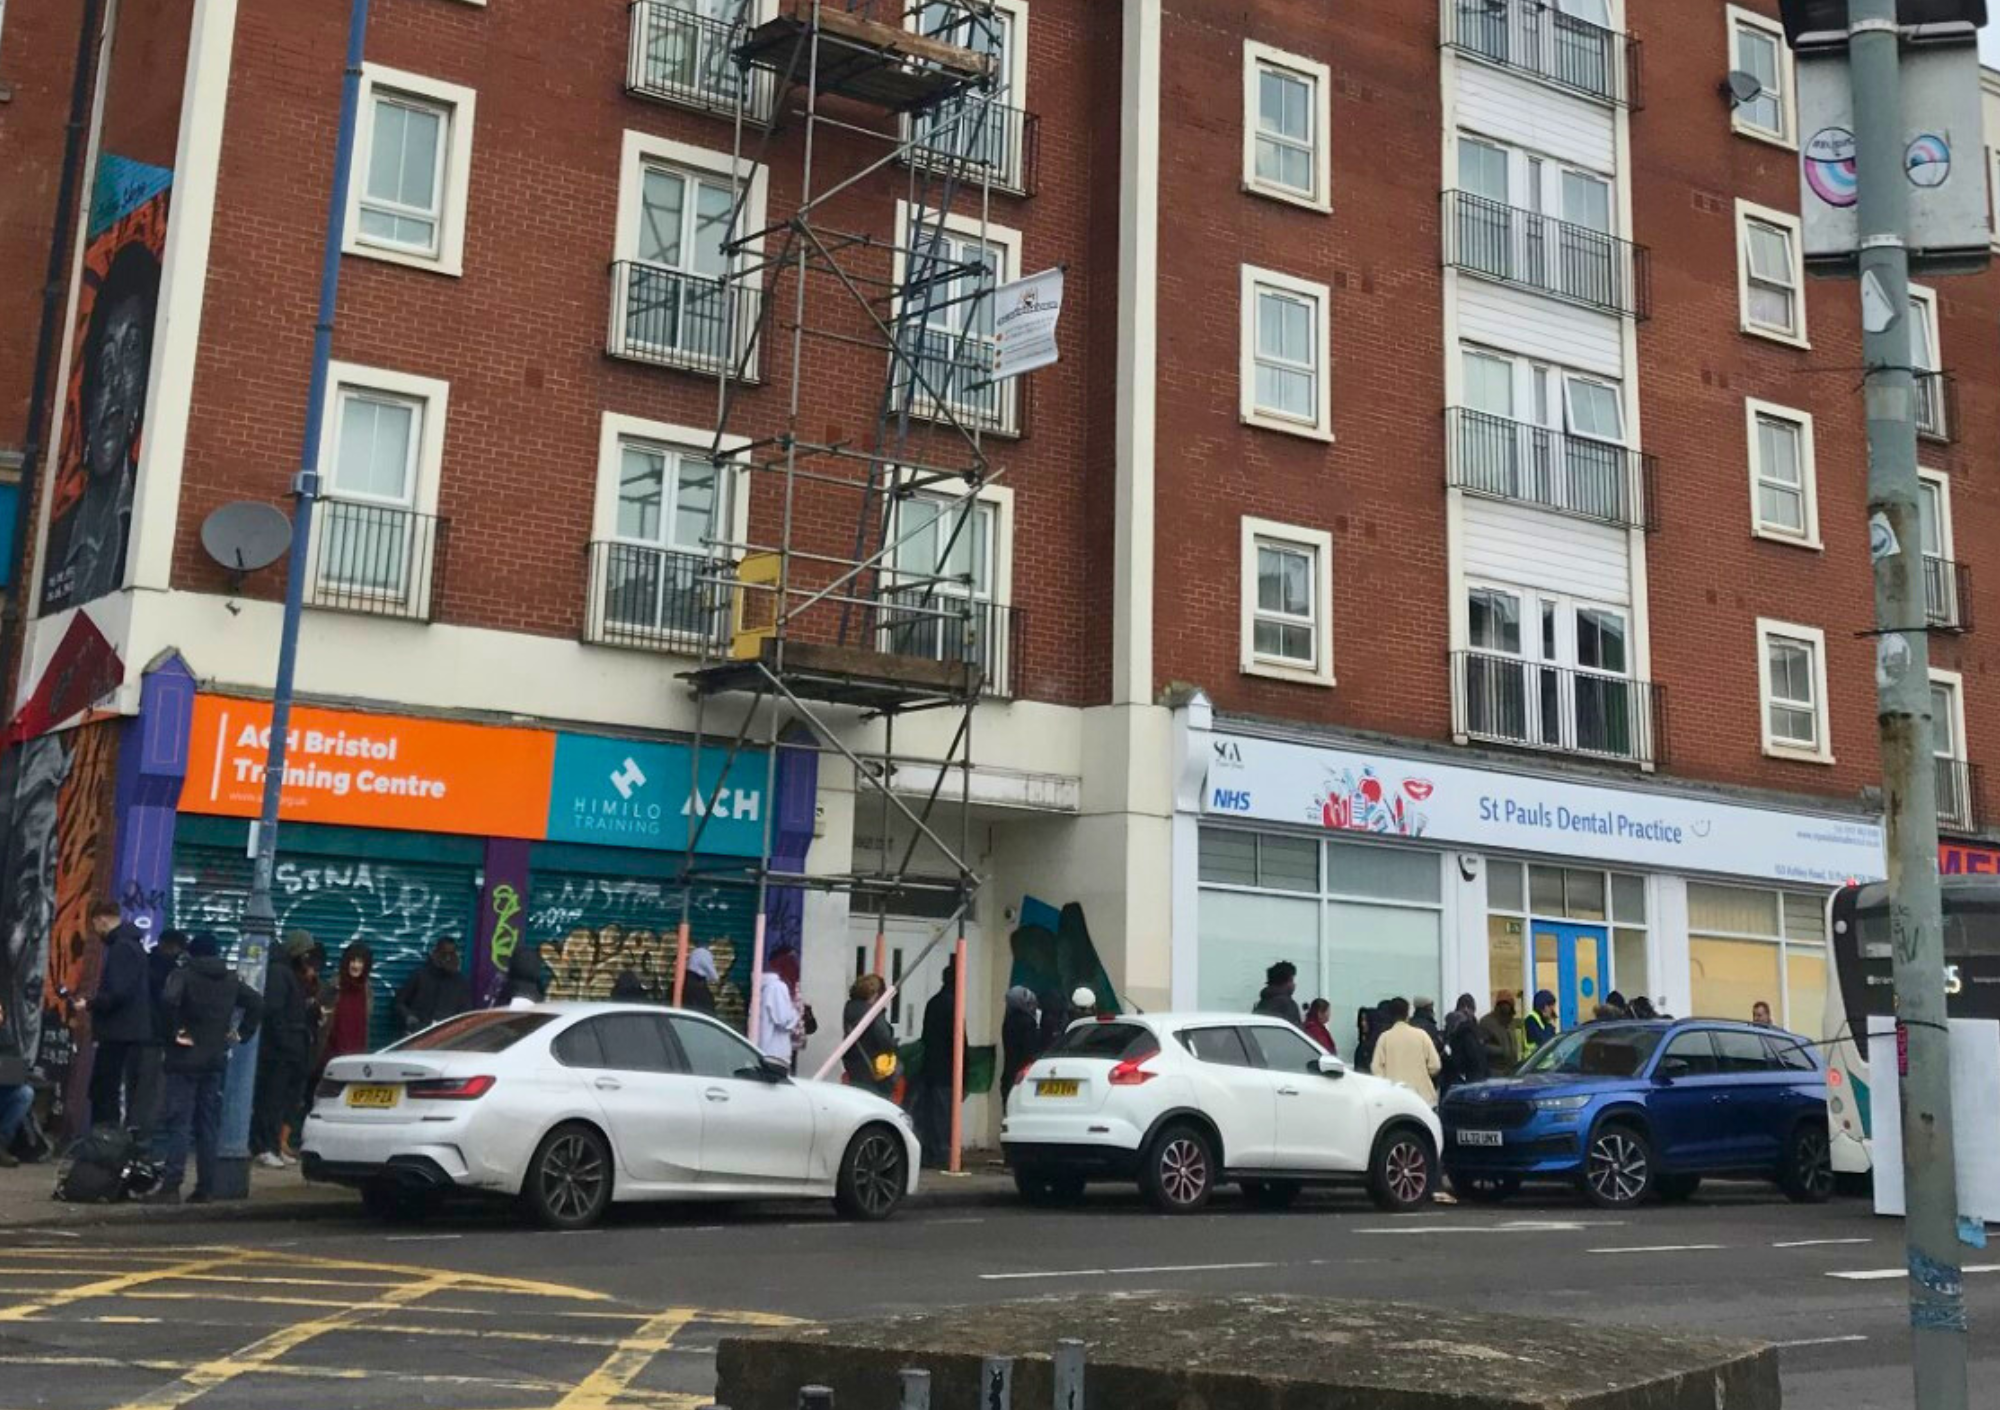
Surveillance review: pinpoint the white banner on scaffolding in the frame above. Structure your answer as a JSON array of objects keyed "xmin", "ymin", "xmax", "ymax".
[{"xmin": 990, "ymin": 267, "xmax": 1064, "ymax": 380}]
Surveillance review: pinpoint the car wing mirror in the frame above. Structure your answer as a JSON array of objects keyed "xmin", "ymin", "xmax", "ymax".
[
  {"xmin": 1316, "ymin": 1054, "xmax": 1346, "ymax": 1078},
  {"xmin": 749, "ymin": 1057, "xmax": 792, "ymax": 1083}
]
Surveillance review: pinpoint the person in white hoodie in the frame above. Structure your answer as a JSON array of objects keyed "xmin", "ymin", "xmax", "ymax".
[{"xmin": 756, "ymin": 969, "xmax": 801, "ymax": 1065}]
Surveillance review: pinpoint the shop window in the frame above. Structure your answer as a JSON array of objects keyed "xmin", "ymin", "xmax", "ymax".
[
  {"xmin": 1196, "ymin": 889, "xmax": 1318, "ymax": 1013},
  {"xmin": 1610, "ymin": 873, "xmax": 1645, "ymax": 923},
  {"xmin": 1488, "ymin": 858, "xmax": 1524, "ymax": 912},
  {"xmin": 1325, "ymin": 839, "xmax": 1438, "ymax": 903},
  {"xmin": 1528, "ymin": 864, "xmax": 1605, "ymax": 919},
  {"xmin": 1613, "ymin": 927, "xmax": 1647, "ymax": 998},
  {"xmin": 1198, "ymin": 826, "xmax": 1319, "ymax": 892},
  {"xmin": 1688, "ymin": 880, "xmax": 1827, "ymax": 1036},
  {"xmin": 1488, "ymin": 914, "xmax": 1526, "ymax": 1004}
]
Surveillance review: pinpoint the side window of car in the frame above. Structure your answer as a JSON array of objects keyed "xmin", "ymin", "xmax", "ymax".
[
  {"xmin": 1247, "ymin": 1025, "xmax": 1321, "ymax": 1073},
  {"xmin": 1714, "ymin": 1029, "xmax": 1776, "ymax": 1075},
  {"xmin": 1179, "ymin": 1026, "xmax": 1256, "ymax": 1068},
  {"xmin": 667, "ymin": 1014, "xmax": 765, "ymax": 1080},
  {"xmin": 1764, "ymin": 1034, "xmax": 1817, "ymax": 1072},
  {"xmin": 594, "ymin": 1013, "xmax": 675, "ymax": 1073},
  {"xmin": 552, "ymin": 1019, "xmax": 607, "ymax": 1069},
  {"xmin": 1659, "ymin": 1030, "xmax": 1720, "ymax": 1077}
]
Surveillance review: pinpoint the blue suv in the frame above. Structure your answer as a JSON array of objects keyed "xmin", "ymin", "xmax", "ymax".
[{"xmin": 1439, "ymin": 1019, "xmax": 1831, "ymax": 1208}]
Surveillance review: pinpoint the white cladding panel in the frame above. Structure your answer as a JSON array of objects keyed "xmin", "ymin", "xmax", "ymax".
[
  {"xmin": 1463, "ymin": 496, "xmax": 1631, "ymax": 605},
  {"xmin": 1456, "ymin": 61, "xmax": 1616, "ymax": 174},
  {"xmin": 1457, "ymin": 279, "xmax": 1623, "ymax": 377}
]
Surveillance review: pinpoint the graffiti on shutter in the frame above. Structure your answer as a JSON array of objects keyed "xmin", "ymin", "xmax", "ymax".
[{"xmin": 526, "ymin": 874, "xmax": 756, "ymax": 1028}]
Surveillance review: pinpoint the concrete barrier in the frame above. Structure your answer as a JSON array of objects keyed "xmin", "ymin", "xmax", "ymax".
[{"xmin": 715, "ymin": 1294, "xmax": 1780, "ymax": 1409}]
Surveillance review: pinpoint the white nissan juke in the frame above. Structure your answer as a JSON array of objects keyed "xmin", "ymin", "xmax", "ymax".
[
  {"xmin": 1001, "ymin": 1013, "xmax": 1442, "ymax": 1213},
  {"xmin": 302, "ymin": 1004, "xmax": 918, "ymax": 1228}
]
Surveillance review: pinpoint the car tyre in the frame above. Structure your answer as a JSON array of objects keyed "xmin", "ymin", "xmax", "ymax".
[
  {"xmin": 1656, "ymin": 1173, "xmax": 1702, "ymax": 1203},
  {"xmin": 834, "ymin": 1124, "xmax": 908, "ymax": 1221},
  {"xmin": 1140, "ymin": 1122, "xmax": 1216, "ymax": 1214},
  {"xmin": 1778, "ymin": 1122, "xmax": 1834, "ymax": 1204},
  {"xmin": 1013, "ymin": 1168, "xmax": 1088, "ymax": 1208},
  {"xmin": 1368, "ymin": 1125, "xmax": 1435, "ymax": 1212},
  {"xmin": 1583, "ymin": 1123, "xmax": 1655, "ymax": 1209},
  {"xmin": 521, "ymin": 1122, "xmax": 613, "ymax": 1231},
  {"xmin": 1450, "ymin": 1171, "xmax": 1520, "ymax": 1204},
  {"xmin": 1241, "ymin": 1178, "xmax": 1303, "ymax": 1211}
]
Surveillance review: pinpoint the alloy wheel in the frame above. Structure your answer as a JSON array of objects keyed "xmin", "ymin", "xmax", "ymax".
[
  {"xmin": 542, "ymin": 1132, "xmax": 606, "ymax": 1222},
  {"xmin": 1159, "ymin": 1136, "xmax": 1209, "ymax": 1206},
  {"xmin": 1588, "ymin": 1131, "xmax": 1648, "ymax": 1205},
  {"xmin": 850, "ymin": 1131, "xmax": 905, "ymax": 1217},
  {"xmin": 1796, "ymin": 1129, "xmax": 1833, "ymax": 1198},
  {"xmin": 1385, "ymin": 1138, "xmax": 1430, "ymax": 1204}
]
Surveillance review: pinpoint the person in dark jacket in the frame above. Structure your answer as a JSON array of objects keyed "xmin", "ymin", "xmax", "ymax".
[
  {"xmin": 252, "ymin": 931, "xmax": 315, "ymax": 1168},
  {"xmin": 608, "ymin": 970, "xmax": 650, "ymax": 1003},
  {"xmin": 133, "ymin": 930, "xmax": 189, "ymax": 1149},
  {"xmin": 1353, "ymin": 1006, "xmax": 1379, "ymax": 1072},
  {"xmin": 76, "ymin": 900, "xmax": 150, "ymax": 1129},
  {"xmin": 1525, "ymin": 989, "xmax": 1560, "ymax": 1051},
  {"xmin": 0, "ymin": 1008, "xmax": 36, "ymax": 1168},
  {"xmin": 1036, "ymin": 989, "xmax": 1074, "ymax": 1051},
  {"xmin": 841, "ymin": 973, "xmax": 899, "ymax": 1099},
  {"xmin": 1411, "ymin": 997, "xmax": 1445, "ymax": 1058},
  {"xmin": 1441, "ymin": 993, "xmax": 1490, "ymax": 1095},
  {"xmin": 680, "ymin": 946, "xmax": 718, "ymax": 1014},
  {"xmin": 1000, "ymin": 986, "xmax": 1042, "ymax": 1102},
  {"xmin": 500, "ymin": 943, "xmax": 548, "ymax": 1005},
  {"xmin": 1252, "ymin": 961, "xmax": 1304, "ymax": 1028},
  {"xmin": 394, "ymin": 938, "xmax": 473, "ymax": 1034},
  {"xmin": 147, "ymin": 932, "xmax": 261, "ymax": 1203},
  {"xmin": 912, "ymin": 962, "xmax": 965, "ymax": 1168}
]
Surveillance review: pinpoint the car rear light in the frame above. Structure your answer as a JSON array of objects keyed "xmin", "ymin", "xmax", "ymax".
[
  {"xmin": 1108, "ymin": 1045, "xmax": 1161, "ymax": 1086},
  {"xmin": 315, "ymin": 1079, "xmax": 344, "ymax": 1100},
  {"xmin": 406, "ymin": 1075, "xmax": 496, "ymax": 1101}
]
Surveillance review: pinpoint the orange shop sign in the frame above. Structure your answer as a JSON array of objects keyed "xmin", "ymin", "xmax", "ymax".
[{"xmin": 181, "ymin": 695, "xmax": 555, "ymax": 839}]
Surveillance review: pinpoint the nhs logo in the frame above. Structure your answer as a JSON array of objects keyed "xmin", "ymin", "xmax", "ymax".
[{"xmin": 1211, "ymin": 788, "xmax": 1253, "ymax": 813}]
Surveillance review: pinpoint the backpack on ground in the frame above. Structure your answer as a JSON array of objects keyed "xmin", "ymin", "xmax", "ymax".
[{"xmin": 53, "ymin": 1128, "xmax": 159, "ymax": 1203}]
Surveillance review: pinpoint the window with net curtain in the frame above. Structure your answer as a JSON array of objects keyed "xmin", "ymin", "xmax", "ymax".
[{"xmin": 1688, "ymin": 882, "xmax": 1827, "ymax": 1037}]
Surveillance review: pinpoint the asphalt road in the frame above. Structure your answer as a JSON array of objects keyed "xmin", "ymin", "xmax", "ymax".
[{"xmin": 0, "ymin": 1180, "xmax": 1993, "ymax": 1410}]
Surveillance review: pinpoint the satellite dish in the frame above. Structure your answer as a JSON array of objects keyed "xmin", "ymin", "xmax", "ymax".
[
  {"xmin": 1723, "ymin": 70, "xmax": 1764, "ymax": 108},
  {"xmin": 201, "ymin": 501, "xmax": 292, "ymax": 581}
]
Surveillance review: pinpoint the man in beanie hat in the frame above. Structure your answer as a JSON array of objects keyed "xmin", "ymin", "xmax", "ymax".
[
  {"xmin": 1252, "ymin": 960, "xmax": 1304, "ymax": 1028},
  {"xmin": 1479, "ymin": 991, "xmax": 1523, "ymax": 1072},
  {"xmin": 147, "ymin": 932, "xmax": 261, "ymax": 1203},
  {"xmin": 251, "ymin": 930, "xmax": 316, "ymax": 1168}
]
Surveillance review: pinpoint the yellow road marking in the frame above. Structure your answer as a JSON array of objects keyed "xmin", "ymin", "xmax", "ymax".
[
  {"xmin": 0, "ymin": 1351, "xmax": 568, "ymax": 1393},
  {"xmin": 552, "ymin": 1307, "xmax": 696, "ymax": 1410},
  {"xmin": 0, "ymin": 1254, "xmax": 242, "ymax": 1323},
  {"xmin": 229, "ymin": 1246, "xmax": 614, "ymax": 1301}
]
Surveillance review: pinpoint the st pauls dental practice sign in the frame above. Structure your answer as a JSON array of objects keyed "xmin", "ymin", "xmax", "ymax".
[{"xmin": 1202, "ymin": 733, "xmax": 1886, "ymax": 887}]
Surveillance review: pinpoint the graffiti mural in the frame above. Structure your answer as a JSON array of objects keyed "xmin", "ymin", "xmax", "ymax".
[
  {"xmin": 41, "ymin": 154, "xmax": 171, "ymax": 616},
  {"xmin": 45, "ymin": 725, "xmax": 118, "ymax": 1121},
  {"xmin": 0, "ymin": 737, "xmax": 72, "ymax": 1062},
  {"xmin": 525, "ymin": 875, "xmax": 751, "ymax": 1026},
  {"xmin": 1008, "ymin": 895, "xmax": 1119, "ymax": 1017}
]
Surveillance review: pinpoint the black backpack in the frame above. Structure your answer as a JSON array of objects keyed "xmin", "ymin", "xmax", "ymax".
[{"xmin": 54, "ymin": 1128, "xmax": 159, "ymax": 1203}]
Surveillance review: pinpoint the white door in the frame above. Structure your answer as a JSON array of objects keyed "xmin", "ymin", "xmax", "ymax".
[
  {"xmin": 1174, "ymin": 1025, "xmax": 1278, "ymax": 1169},
  {"xmin": 1246, "ymin": 1024, "xmax": 1370, "ymax": 1172},
  {"xmin": 558, "ymin": 1013, "xmax": 705, "ymax": 1190},
  {"xmin": 665, "ymin": 1013, "xmax": 817, "ymax": 1188}
]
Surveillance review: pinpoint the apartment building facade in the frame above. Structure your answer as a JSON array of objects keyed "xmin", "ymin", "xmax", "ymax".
[{"xmin": 0, "ymin": 0, "xmax": 1994, "ymax": 1133}]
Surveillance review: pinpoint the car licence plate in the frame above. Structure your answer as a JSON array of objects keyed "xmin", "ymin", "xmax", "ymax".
[
  {"xmin": 345, "ymin": 1085, "xmax": 400, "ymax": 1109},
  {"xmin": 1035, "ymin": 1079, "xmax": 1079, "ymax": 1098},
  {"xmin": 1456, "ymin": 1129, "xmax": 1502, "ymax": 1147}
]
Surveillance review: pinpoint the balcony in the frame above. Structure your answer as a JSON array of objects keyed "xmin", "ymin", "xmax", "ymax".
[
  {"xmin": 1916, "ymin": 370, "xmax": 1954, "ymax": 443},
  {"xmin": 1452, "ymin": 651, "xmax": 1665, "ymax": 767},
  {"xmin": 1937, "ymin": 757, "xmax": 1984, "ymax": 834},
  {"xmin": 1441, "ymin": 0, "xmax": 1641, "ymax": 108},
  {"xmin": 1443, "ymin": 191, "xmax": 1651, "ymax": 319},
  {"xmin": 1924, "ymin": 556, "xmax": 1972, "ymax": 633},
  {"xmin": 626, "ymin": 1, "xmax": 774, "ymax": 123},
  {"xmin": 876, "ymin": 586, "xmax": 1021, "ymax": 697},
  {"xmin": 608, "ymin": 261, "xmax": 761, "ymax": 379},
  {"xmin": 585, "ymin": 542, "xmax": 729, "ymax": 651},
  {"xmin": 904, "ymin": 96, "xmax": 1040, "ymax": 197},
  {"xmin": 304, "ymin": 501, "xmax": 444, "ymax": 622},
  {"xmin": 895, "ymin": 328, "xmax": 1018, "ymax": 436},
  {"xmin": 1446, "ymin": 407, "xmax": 1656, "ymax": 530}
]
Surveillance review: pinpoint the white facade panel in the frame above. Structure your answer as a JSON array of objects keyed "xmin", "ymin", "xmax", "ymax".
[
  {"xmin": 1456, "ymin": 63, "xmax": 1615, "ymax": 174},
  {"xmin": 1458, "ymin": 280, "xmax": 1623, "ymax": 377},
  {"xmin": 1463, "ymin": 496, "xmax": 1631, "ymax": 605}
]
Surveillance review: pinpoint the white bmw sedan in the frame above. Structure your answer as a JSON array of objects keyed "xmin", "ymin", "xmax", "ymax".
[
  {"xmin": 301, "ymin": 1004, "xmax": 918, "ymax": 1228},
  {"xmin": 1001, "ymin": 1013, "xmax": 1442, "ymax": 1214}
]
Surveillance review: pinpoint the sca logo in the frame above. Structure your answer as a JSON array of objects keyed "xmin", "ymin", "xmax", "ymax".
[
  {"xmin": 1211, "ymin": 788, "xmax": 1253, "ymax": 812},
  {"xmin": 1212, "ymin": 740, "xmax": 1244, "ymax": 767}
]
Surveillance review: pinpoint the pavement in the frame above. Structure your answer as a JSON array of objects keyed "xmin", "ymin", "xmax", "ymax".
[{"xmin": 0, "ymin": 1170, "xmax": 1990, "ymax": 1410}]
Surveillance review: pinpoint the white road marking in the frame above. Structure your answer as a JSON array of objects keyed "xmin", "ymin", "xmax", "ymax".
[
  {"xmin": 923, "ymin": 1217, "xmax": 988, "ymax": 1226},
  {"xmin": 1586, "ymin": 1244, "xmax": 1727, "ymax": 1255},
  {"xmin": 1772, "ymin": 1238, "xmax": 1875, "ymax": 1249},
  {"xmin": 1355, "ymin": 1220, "xmax": 1624, "ymax": 1236},
  {"xmin": 980, "ymin": 1261, "xmax": 1278, "ymax": 1282},
  {"xmin": 384, "ymin": 1234, "xmax": 462, "ymax": 1243},
  {"xmin": 1828, "ymin": 1265, "xmax": 2000, "ymax": 1282},
  {"xmin": 1776, "ymin": 1335, "xmax": 1869, "ymax": 1348}
]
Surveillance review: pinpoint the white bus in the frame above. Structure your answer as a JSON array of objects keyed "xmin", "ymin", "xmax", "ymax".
[{"xmin": 1824, "ymin": 876, "xmax": 2000, "ymax": 1176}]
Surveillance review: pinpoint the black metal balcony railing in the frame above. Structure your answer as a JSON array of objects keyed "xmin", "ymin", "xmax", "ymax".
[
  {"xmin": 906, "ymin": 98, "xmax": 1040, "ymax": 196},
  {"xmin": 608, "ymin": 261, "xmax": 761, "ymax": 378},
  {"xmin": 1924, "ymin": 556, "xmax": 1972, "ymax": 633},
  {"xmin": 626, "ymin": 1, "xmax": 774, "ymax": 122},
  {"xmin": 1441, "ymin": 0, "xmax": 1641, "ymax": 108},
  {"xmin": 1446, "ymin": 407, "xmax": 1656, "ymax": 530},
  {"xmin": 1915, "ymin": 370, "xmax": 1954, "ymax": 442},
  {"xmin": 876, "ymin": 586, "xmax": 1021, "ymax": 697},
  {"xmin": 585, "ymin": 542, "xmax": 730, "ymax": 650},
  {"xmin": 1937, "ymin": 757, "xmax": 1984, "ymax": 834},
  {"xmin": 1443, "ymin": 191, "xmax": 1651, "ymax": 319},
  {"xmin": 895, "ymin": 329, "xmax": 1018, "ymax": 435},
  {"xmin": 1452, "ymin": 650, "xmax": 1665, "ymax": 767},
  {"xmin": 306, "ymin": 501, "xmax": 444, "ymax": 622}
]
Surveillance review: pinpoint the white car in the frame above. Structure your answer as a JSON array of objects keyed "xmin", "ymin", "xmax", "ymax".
[
  {"xmin": 301, "ymin": 1003, "xmax": 918, "ymax": 1228},
  {"xmin": 1001, "ymin": 1013, "xmax": 1442, "ymax": 1213}
]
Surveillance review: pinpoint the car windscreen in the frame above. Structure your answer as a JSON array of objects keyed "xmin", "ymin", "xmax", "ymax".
[
  {"xmin": 1045, "ymin": 1021, "xmax": 1153, "ymax": 1060},
  {"xmin": 1519, "ymin": 1026, "xmax": 1664, "ymax": 1078},
  {"xmin": 390, "ymin": 1011, "xmax": 555, "ymax": 1053}
]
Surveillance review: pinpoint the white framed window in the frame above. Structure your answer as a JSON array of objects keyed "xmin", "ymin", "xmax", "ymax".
[
  {"xmin": 1737, "ymin": 201, "xmax": 1807, "ymax": 346},
  {"xmin": 891, "ymin": 201, "xmax": 1022, "ymax": 435},
  {"xmin": 1909, "ymin": 284, "xmax": 1946, "ymax": 439},
  {"xmin": 588, "ymin": 411, "xmax": 750, "ymax": 648},
  {"xmin": 1919, "ymin": 467, "xmax": 1962, "ymax": 629},
  {"xmin": 1727, "ymin": 6, "xmax": 1794, "ymax": 147},
  {"xmin": 345, "ymin": 65, "xmax": 476, "ymax": 277},
  {"xmin": 1462, "ymin": 583, "xmax": 1641, "ymax": 760},
  {"xmin": 1744, "ymin": 399, "xmax": 1819, "ymax": 547},
  {"xmin": 1757, "ymin": 619, "xmax": 1832, "ymax": 763},
  {"xmin": 1242, "ymin": 40, "xmax": 1331, "ymax": 211},
  {"xmin": 1932, "ymin": 667, "xmax": 1973, "ymax": 830},
  {"xmin": 313, "ymin": 363, "xmax": 449, "ymax": 615},
  {"xmin": 908, "ymin": 0, "xmax": 1029, "ymax": 192},
  {"xmin": 1687, "ymin": 882, "xmax": 1829, "ymax": 1037},
  {"xmin": 883, "ymin": 476, "xmax": 1017, "ymax": 692},
  {"xmin": 1240, "ymin": 516, "xmax": 1333, "ymax": 686},
  {"xmin": 612, "ymin": 130, "xmax": 768, "ymax": 377},
  {"xmin": 1239, "ymin": 265, "xmax": 1332, "ymax": 440}
]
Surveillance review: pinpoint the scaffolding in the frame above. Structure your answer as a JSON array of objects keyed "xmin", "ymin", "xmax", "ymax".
[{"xmin": 665, "ymin": 0, "xmax": 1019, "ymax": 1172}]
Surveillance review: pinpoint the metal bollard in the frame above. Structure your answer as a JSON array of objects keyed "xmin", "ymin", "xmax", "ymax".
[
  {"xmin": 798, "ymin": 1388, "xmax": 834, "ymax": 1410},
  {"xmin": 1052, "ymin": 1339, "xmax": 1085, "ymax": 1410},
  {"xmin": 899, "ymin": 1368, "xmax": 932, "ymax": 1410},
  {"xmin": 981, "ymin": 1356, "xmax": 1013, "ymax": 1410}
]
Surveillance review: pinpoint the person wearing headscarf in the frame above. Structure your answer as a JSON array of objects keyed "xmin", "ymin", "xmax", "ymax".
[
  {"xmin": 681, "ymin": 946, "xmax": 718, "ymax": 1014},
  {"xmin": 316, "ymin": 942, "xmax": 374, "ymax": 1065},
  {"xmin": 1000, "ymin": 986, "xmax": 1042, "ymax": 1101}
]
